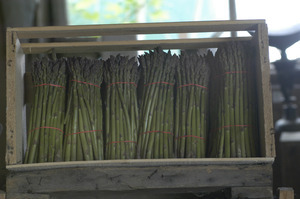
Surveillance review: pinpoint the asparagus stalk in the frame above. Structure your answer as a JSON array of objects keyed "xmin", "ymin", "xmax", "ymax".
[
  {"xmin": 137, "ymin": 47, "xmax": 177, "ymax": 159},
  {"xmin": 104, "ymin": 55, "xmax": 139, "ymax": 160},
  {"xmin": 209, "ymin": 42, "xmax": 259, "ymax": 158},
  {"xmin": 64, "ymin": 57, "xmax": 104, "ymax": 161},
  {"xmin": 25, "ymin": 57, "xmax": 66, "ymax": 163},
  {"xmin": 175, "ymin": 51, "xmax": 210, "ymax": 158}
]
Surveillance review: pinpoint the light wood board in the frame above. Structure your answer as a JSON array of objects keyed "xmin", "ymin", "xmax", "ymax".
[{"xmin": 6, "ymin": 158, "xmax": 273, "ymax": 194}]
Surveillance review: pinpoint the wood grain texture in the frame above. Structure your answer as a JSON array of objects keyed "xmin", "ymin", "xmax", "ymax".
[
  {"xmin": 6, "ymin": 158, "xmax": 273, "ymax": 194},
  {"xmin": 6, "ymin": 30, "xmax": 25, "ymax": 165},
  {"xmin": 231, "ymin": 187, "xmax": 273, "ymax": 199},
  {"xmin": 254, "ymin": 24, "xmax": 275, "ymax": 157},
  {"xmin": 13, "ymin": 20, "xmax": 265, "ymax": 39},
  {"xmin": 6, "ymin": 158, "xmax": 274, "ymax": 171},
  {"xmin": 279, "ymin": 187, "xmax": 294, "ymax": 199},
  {"xmin": 21, "ymin": 37, "xmax": 252, "ymax": 54}
]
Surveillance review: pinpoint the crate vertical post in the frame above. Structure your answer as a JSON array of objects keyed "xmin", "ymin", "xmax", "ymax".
[
  {"xmin": 6, "ymin": 29, "xmax": 26, "ymax": 165},
  {"xmin": 253, "ymin": 23, "xmax": 275, "ymax": 157}
]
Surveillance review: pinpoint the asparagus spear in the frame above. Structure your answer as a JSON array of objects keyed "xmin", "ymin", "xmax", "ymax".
[
  {"xmin": 104, "ymin": 55, "xmax": 139, "ymax": 160},
  {"xmin": 25, "ymin": 57, "xmax": 66, "ymax": 163},
  {"xmin": 209, "ymin": 42, "xmax": 259, "ymax": 158},
  {"xmin": 137, "ymin": 47, "xmax": 177, "ymax": 159},
  {"xmin": 175, "ymin": 51, "xmax": 210, "ymax": 158},
  {"xmin": 64, "ymin": 57, "xmax": 104, "ymax": 161}
]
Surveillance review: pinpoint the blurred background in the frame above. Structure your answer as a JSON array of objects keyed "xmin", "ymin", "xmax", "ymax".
[{"xmin": 1, "ymin": 0, "xmax": 300, "ymax": 197}]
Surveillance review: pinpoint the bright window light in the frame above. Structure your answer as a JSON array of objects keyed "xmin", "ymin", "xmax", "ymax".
[
  {"xmin": 286, "ymin": 41, "xmax": 300, "ymax": 60},
  {"xmin": 236, "ymin": 0, "xmax": 300, "ymax": 61},
  {"xmin": 269, "ymin": 46, "xmax": 281, "ymax": 63},
  {"xmin": 67, "ymin": 0, "xmax": 300, "ymax": 61}
]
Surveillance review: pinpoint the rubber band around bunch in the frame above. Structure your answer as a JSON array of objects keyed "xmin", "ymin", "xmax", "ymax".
[
  {"xmin": 144, "ymin": 82, "xmax": 174, "ymax": 87},
  {"xmin": 65, "ymin": 130, "xmax": 103, "ymax": 137},
  {"xmin": 176, "ymin": 135, "xmax": 205, "ymax": 140},
  {"xmin": 214, "ymin": 124, "xmax": 250, "ymax": 132},
  {"xmin": 107, "ymin": 140, "xmax": 137, "ymax": 145},
  {"xmin": 34, "ymin": 83, "xmax": 66, "ymax": 89},
  {"xmin": 107, "ymin": 82, "xmax": 137, "ymax": 88},
  {"xmin": 29, "ymin": 126, "xmax": 64, "ymax": 134},
  {"xmin": 140, "ymin": 130, "xmax": 174, "ymax": 136},
  {"xmin": 71, "ymin": 79, "xmax": 101, "ymax": 88},
  {"xmin": 177, "ymin": 83, "xmax": 208, "ymax": 89},
  {"xmin": 214, "ymin": 71, "xmax": 249, "ymax": 79}
]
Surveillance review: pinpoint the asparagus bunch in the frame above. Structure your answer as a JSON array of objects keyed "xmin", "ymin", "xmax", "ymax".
[
  {"xmin": 25, "ymin": 57, "xmax": 66, "ymax": 163},
  {"xmin": 137, "ymin": 47, "xmax": 177, "ymax": 159},
  {"xmin": 209, "ymin": 42, "xmax": 258, "ymax": 158},
  {"xmin": 175, "ymin": 51, "xmax": 210, "ymax": 158},
  {"xmin": 104, "ymin": 55, "xmax": 139, "ymax": 159},
  {"xmin": 63, "ymin": 57, "xmax": 104, "ymax": 161}
]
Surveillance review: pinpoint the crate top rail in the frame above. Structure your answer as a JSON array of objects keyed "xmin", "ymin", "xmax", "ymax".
[
  {"xmin": 21, "ymin": 37, "xmax": 252, "ymax": 54},
  {"xmin": 8, "ymin": 20, "xmax": 264, "ymax": 55},
  {"xmin": 9, "ymin": 19, "xmax": 265, "ymax": 39}
]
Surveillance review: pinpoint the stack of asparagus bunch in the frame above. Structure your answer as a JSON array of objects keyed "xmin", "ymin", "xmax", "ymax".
[
  {"xmin": 63, "ymin": 57, "xmax": 104, "ymax": 161},
  {"xmin": 175, "ymin": 51, "xmax": 210, "ymax": 158},
  {"xmin": 137, "ymin": 48, "xmax": 177, "ymax": 159},
  {"xmin": 209, "ymin": 42, "xmax": 258, "ymax": 158},
  {"xmin": 104, "ymin": 55, "xmax": 139, "ymax": 159},
  {"xmin": 25, "ymin": 58, "xmax": 66, "ymax": 163}
]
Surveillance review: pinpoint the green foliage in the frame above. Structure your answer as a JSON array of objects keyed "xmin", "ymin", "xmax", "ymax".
[
  {"xmin": 67, "ymin": 0, "xmax": 100, "ymax": 25},
  {"xmin": 67, "ymin": 0, "xmax": 169, "ymax": 25},
  {"xmin": 104, "ymin": 0, "xmax": 142, "ymax": 23}
]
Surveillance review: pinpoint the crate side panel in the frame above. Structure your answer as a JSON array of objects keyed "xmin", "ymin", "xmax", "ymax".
[
  {"xmin": 6, "ymin": 31, "xmax": 25, "ymax": 165},
  {"xmin": 255, "ymin": 24, "xmax": 275, "ymax": 157}
]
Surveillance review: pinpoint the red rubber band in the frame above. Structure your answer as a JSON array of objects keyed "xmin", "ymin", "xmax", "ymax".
[
  {"xmin": 66, "ymin": 130, "xmax": 103, "ymax": 137},
  {"xmin": 141, "ymin": 131, "xmax": 174, "ymax": 136},
  {"xmin": 29, "ymin": 126, "xmax": 64, "ymax": 134},
  {"xmin": 144, "ymin": 82, "xmax": 174, "ymax": 87},
  {"xmin": 108, "ymin": 140, "xmax": 137, "ymax": 145},
  {"xmin": 71, "ymin": 80, "xmax": 101, "ymax": 88},
  {"xmin": 34, "ymin": 83, "xmax": 66, "ymax": 89},
  {"xmin": 215, "ymin": 125, "xmax": 250, "ymax": 131},
  {"xmin": 177, "ymin": 84, "xmax": 208, "ymax": 89},
  {"xmin": 176, "ymin": 135, "xmax": 205, "ymax": 140},
  {"xmin": 214, "ymin": 71, "xmax": 249, "ymax": 79},
  {"xmin": 107, "ymin": 82, "xmax": 137, "ymax": 88}
]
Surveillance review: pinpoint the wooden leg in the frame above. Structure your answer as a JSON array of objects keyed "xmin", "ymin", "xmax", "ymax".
[
  {"xmin": 0, "ymin": 190, "xmax": 5, "ymax": 199},
  {"xmin": 278, "ymin": 187, "xmax": 294, "ymax": 199},
  {"xmin": 231, "ymin": 187, "xmax": 273, "ymax": 199}
]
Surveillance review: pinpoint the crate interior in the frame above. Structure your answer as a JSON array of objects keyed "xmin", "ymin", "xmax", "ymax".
[{"xmin": 6, "ymin": 20, "xmax": 274, "ymax": 166}]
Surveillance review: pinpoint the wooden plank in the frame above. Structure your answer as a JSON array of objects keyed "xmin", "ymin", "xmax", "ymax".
[
  {"xmin": 231, "ymin": 187, "xmax": 273, "ymax": 199},
  {"xmin": 254, "ymin": 23, "xmax": 275, "ymax": 157},
  {"xmin": 6, "ymin": 30, "xmax": 25, "ymax": 165},
  {"xmin": 279, "ymin": 187, "xmax": 294, "ymax": 199},
  {"xmin": 20, "ymin": 37, "xmax": 252, "ymax": 54},
  {"xmin": 6, "ymin": 193, "xmax": 50, "ymax": 199},
  {"xmin": 6, "ymin": 158, "xmax": 274, "ymax": 171},
  {"xmin": 6, "ymin": 158, "xmax": 272, "ymax": 194},
  {"xmin": 13, "ymin": 20, "xmax": 265, "ymax": 39}
]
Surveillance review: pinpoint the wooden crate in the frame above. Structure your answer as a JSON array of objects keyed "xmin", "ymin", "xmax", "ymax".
[{"xmin": 6, "ymin": 20, "xmax": 275, "ymax": 199}]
